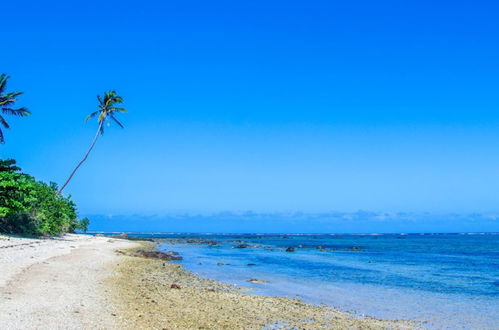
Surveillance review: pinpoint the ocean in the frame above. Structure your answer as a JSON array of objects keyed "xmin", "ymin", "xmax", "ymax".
[{"xmin": 130, "ymin": 232, "xmax": 498, "ymax": 329}]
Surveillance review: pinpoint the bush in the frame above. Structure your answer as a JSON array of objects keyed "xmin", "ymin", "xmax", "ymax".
[{"xmin": 0, "ymin": 159, "xmax": 89, "ymax": 236}]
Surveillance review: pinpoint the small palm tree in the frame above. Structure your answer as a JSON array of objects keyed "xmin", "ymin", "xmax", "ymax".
[
  {"xmin": 0, "ymin": 158, "xmax": 21, "ymax": 172},
  {"xmin": 57, "ymin": 91, "xmax": 127, "ymax": 195},
  {"xmin": 0, "ymin": 74, "xmax": 30, "ymax": 144}
]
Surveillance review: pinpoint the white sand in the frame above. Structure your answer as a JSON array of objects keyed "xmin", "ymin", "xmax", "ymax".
[{"xmin": 0, "ymin": 234, "xmax": 137, "ymax": 329}]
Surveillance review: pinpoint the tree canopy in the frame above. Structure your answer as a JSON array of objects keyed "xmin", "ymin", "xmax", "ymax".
[{"xmin": 0, "ymin": 158, "xmax": 88, "ymax": 236}]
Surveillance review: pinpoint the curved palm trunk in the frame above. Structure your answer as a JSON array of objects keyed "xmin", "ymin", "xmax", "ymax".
[{"xmin": 57, "ymin": 122, "xmax": 103, "ymax": 196}]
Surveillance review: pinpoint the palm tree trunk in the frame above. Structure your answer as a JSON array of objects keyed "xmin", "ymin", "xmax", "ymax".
[{"xmin": 57, "ymin": 122, "xmax": 103, "ymax": 196}]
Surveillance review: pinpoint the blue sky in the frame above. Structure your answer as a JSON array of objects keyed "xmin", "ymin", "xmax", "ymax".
[{"xmin": 2, "ymin": 1, "xmax": 499, "ymax": 229}]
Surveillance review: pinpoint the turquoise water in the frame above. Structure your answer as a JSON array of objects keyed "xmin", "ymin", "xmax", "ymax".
[{"xmin": 151, "ymin": 233, "xmax": 498, "ymax": 329}]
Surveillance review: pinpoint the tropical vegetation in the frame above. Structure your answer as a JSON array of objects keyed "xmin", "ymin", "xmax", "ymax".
[
  {"xmin": 0, "ymin": 158, "xmax": 89, "ymax": 235},
  {"xmin": 0, "ymin": 74, "xmax": 125, "ymax": 236}
]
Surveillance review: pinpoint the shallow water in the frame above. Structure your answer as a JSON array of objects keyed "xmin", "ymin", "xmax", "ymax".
[{"xmin": 143, "ymin": 233, "xmax": 498, "ymax": 329}]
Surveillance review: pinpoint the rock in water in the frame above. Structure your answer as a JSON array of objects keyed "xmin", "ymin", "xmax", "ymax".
[
  {"xmin": 134, "ymin": 249, "xmax": 183, "ymax": 261},
  {"xmin": 247, "ymin": 278, "xmax": 269, "ymax": 283}
]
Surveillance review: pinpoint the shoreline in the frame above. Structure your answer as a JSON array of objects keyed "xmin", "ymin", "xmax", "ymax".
[
  {"xmin": 111, "ymin": 241, "xmax": 416, "ymax": 329},
  {"xmin": 0, "ymin": 234, "xmax": 415, "ymax": 329}
]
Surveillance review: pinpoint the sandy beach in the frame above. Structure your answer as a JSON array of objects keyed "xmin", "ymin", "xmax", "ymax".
[
  {"xmin": 0, "ymin": 234, "xmax": 138, "ymax": 329},
  {"xmin": 0, "ymin": 235, "xmax": 415, "ymax": 329}
]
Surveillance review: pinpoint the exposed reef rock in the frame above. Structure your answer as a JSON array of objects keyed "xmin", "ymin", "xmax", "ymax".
[{"xmin": 132, "ymin": 249, "xmax": 183, "ymax": 261}]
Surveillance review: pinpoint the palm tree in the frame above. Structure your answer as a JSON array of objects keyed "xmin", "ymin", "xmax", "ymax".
[
  {"xmin": 0, "ymin": 158, "xmax": 21, "ymax": 172},
  {"xmin": 0, "ymin": 74, "xmax": 30, "ymax": 144},
  {"xmin": 57, "ymin": 91, "xmax": 127, "ymax": 195}
]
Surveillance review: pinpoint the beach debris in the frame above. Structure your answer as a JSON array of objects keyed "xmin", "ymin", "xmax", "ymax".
[
  {"xmin": 170, "ymin": 283, "xmax": 181, "ymax": 289},
  {"xmin": 285, "ymin": 247, "xmax": 295, "ymax": 252}
]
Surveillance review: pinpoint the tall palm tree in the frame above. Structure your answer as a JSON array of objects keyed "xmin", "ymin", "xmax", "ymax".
[
  {"xmin": 0, "ymin": 74, "xmax": 30, "ymax": 144},
  {"xmin": 57, "ymin": 91, "xmax": 127, "ymax": 195}
]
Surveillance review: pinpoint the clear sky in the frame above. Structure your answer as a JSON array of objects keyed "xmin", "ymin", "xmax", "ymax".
[{"xmin": 2, "ymin": 1, "xmax": 499, "ymax": 223}]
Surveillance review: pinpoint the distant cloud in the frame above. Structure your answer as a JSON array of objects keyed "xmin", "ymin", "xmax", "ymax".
[{"xmin": 85, "ymin": 211, "xmax": 499, "ymax": 234}]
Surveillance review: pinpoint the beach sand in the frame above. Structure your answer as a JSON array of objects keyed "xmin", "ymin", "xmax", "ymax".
[
  {"xmin": 112, "ymin": 242, "xmax": 415, "ymax": 329},
  {"xmin": 0, "ymin": 234, "xmax": 138, "ymax": 329},
  {"xmin": 0, "ymin": 235, "xmax": 415, "ymax": 329}
]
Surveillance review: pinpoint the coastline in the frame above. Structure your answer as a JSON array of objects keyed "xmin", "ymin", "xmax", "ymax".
[
  {"xmin": 111, "ymin": 241, "xmax": 415, "ymax": 329},
  {"xmin": 153, "ymin": 233, "xmax": 499, "ymax": 329},
  {"xmin": 0, "ymin": 234, "xmax": 415, "ymax": 329}
]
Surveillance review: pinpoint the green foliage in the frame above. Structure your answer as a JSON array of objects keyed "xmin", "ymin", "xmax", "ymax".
[
  {"xmin": 0, "ymin": 73, "xmax": 31, "ymax": 144},
  {"xmin": 0, "ymin": 158, "xmax": 21, "ymax": 172},
  {"xmin": 0, "ymin": 159, "xmax": 89, "ymax": 236},
  {"xmin": 77, "ymin": 217, "xmax": 90, "ymax": 232}
]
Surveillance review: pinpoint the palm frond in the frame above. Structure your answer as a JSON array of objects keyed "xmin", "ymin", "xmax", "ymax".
[
  {"xmin": 0, "ymin": 115, "xmax": 9, "ymax": 129},
  {"xmin": 0, "ymin": 75, "xmax": 28, "ymax": 144},
  {"xmin": 0, "ymin": 98, "xmax": 16, "ymax": 107},
  {"xmin": 110, "ymin": 114, "xmax": 124, "ymax": 128},
  {"xmin": 85, "ymin": 111, "xmax": 99, "ymax": 122},
  {"xmin": 0, "ymin": 74, "xmax": 8, "ymax": 94},
  {"xmin": 109, "ymin": 107, "xmax": 127, "ymax": 113},
  {"xmin": 1, "ymin": 107, "xmax": 30, "ymax": 116},
  {"xmin": 112, "ymin": 95, "xmax": 124, "ymax": 104},
  {"xmin": 104, "ymin": 91, "xmax": 120, "ymax": 108},
  {"xmin": 103, "ymin": 91, "xmax": 112, "ymax": 104},
  {"xmin": 0, "ymin": 93, "xmax": 23, "ymax": 107},
  {"xmin": 3, "ymin": 91, "xmax": 23, "ymax": 99}
]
